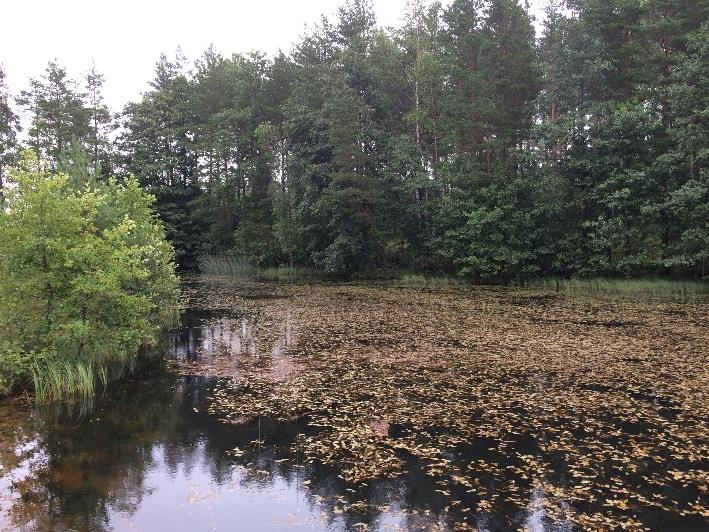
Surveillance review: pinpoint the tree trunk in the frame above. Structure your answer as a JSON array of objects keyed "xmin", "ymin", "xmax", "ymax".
[{"xmin": 0, "ymin": 165, "xmax": 5, "ymax": 206}]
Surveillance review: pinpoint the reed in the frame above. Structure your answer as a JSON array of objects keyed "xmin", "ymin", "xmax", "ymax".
[
  {"xmin": 259, "ymin": 266, "xmax": 325, "ymax": 282},
  {"xmin": 396, "ymin": 274, "xmax": 464, "ymax": 287},
  {"xmin": 30, "ymin": 355, "xmax": 129, "ymax": 402},
  {"xmin": 199, "ymin": 256, "xmax": 328, "ymax": 282},
  {"xmin": 532, "ymin": 277, "xmax": 709, "ymax": 297},
  {"xmin": 198, "ymin": 255, "xmax": 259, "ymax": 277},
  {"xmin": 31, "ymin": 359, "xmax": 100, "ymax": 402}
]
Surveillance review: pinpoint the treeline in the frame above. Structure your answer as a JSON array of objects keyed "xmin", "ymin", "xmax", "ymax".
[{"xmin": 1, "ymin": 0, "xmax": 707, "ymax": 279}]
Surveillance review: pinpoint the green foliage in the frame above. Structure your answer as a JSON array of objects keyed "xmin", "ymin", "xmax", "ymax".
[
  {"xmin": 17, "ymin": 62, "xmax": 92, "ymax": 169},
  {"xmin": 233, "ymin": 218, "xmax": 276, "ymax": 266},
  {"xmin": 150, "ymin": 185, "xmax": 205, "ymax": 270},
  {"xmin": 0, "ymin": 154, "xmax": 179, "ymax": 398},
  {"xmin": 0, "ymin": 65, "xmax": 19, "ymax": 198},
  {"xmin": 659, "ymin": 23, "xmax": 709, "ymax": 275},
  {"xmin": 433, "ymin": 191, "xmax": 534, "ymax": 281},
  {"xmin": 271, "ymin": 187, "xmax": 305, "ymax": 267},
  {"xmin": 6, "ymin": 0, "xmax": 707, "ymax": 281}
]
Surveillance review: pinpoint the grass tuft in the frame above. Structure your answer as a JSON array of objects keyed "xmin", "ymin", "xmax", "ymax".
[
  {"xmin": 531, "ymin": 278, "xmax": 709, "ymax": 297},
  {"xmin": 396, "ymin": 274, "xmax": 465, "ymax": 287},
  {"xmin": 31, "ymin": 359, "xmax": 102, "ymax": 402},
  {"xmin": 29, "ymin": 355, "xmax": 143, "ymax": 403}
]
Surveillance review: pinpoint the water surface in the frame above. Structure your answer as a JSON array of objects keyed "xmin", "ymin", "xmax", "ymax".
[{"xmin": 1, "ymin": 277, "xmax": 707, "ymax": 531}]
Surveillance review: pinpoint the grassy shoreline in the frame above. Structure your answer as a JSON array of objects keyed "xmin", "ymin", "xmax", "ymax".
[
  {"xmin": 527, "ymin": 277, "xmax": 709, "ymax": 297},
  {"xmin": 197, "ymin": 257, "xmax": 708, "ymax": 296}
]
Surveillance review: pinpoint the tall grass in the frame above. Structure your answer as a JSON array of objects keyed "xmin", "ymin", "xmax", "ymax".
[
  {"xmin": 198, "ymin": 255, "xmax": 259, "ymax": 277},
  {"xmin": 199, "ymin": 256, "xmax": 328, "ymax": 282},
  {"xmin": 396, "ymin": 273, "xmax": 465, "ymax": 287},
  {"xmin": 532, "ymin": 277, "xmax": 709, "ymax": 297},
  {"xmin": 31, "ymin": 359, "xmax": 108, "ymax": 402},
  {"xmin": 260, "ymin": 266, "xmax": 325, "ymax": 282},
  {"xmin": 29, "ymin": 355, "xmax": 140, "ymax": 403}
]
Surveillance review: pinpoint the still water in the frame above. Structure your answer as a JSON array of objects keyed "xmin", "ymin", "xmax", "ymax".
[
  {"xmin": 0, "ymin": 312, "xmax": 464, "ymax": 531},
  {"xmin": 1, "ymin": 278, "xmax": 707, "ymax": 531}
]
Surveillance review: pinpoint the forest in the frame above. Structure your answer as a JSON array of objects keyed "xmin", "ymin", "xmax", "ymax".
[
  {"xmin": 1, "ymin": 2, "xmax": 708, "ymax": 529},
  {"xmin": 1, "ymin": 0, "xmax": 707, "ymax": 280}
]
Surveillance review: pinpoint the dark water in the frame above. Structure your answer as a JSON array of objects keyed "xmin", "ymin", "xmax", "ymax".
[
  {"xmin": 1, "ymin": 284, "xmax": 706, "ymax": 531},
  {"xmin": 0, "ymin": 312, "xmax": 468, "ymax": 531}
]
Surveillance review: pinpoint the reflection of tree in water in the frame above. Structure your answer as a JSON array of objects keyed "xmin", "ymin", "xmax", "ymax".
[
  {"xmin": 4, "ymin": 295, "xmax": 445, "ymax": 530},
  {"xmin": 0, "ymin": 367, "xmax": 373, "ymax": 530},
  {"xmin": 1, "ymin": 366, "xmax": 468, "ymax": 531},
  {"xmin": 3, "ymin": 290, "xmax": 588, "ymax": 531},
  {"xmin": 2, "ymin": 369, "xmax": 223, "ymax": 530}
]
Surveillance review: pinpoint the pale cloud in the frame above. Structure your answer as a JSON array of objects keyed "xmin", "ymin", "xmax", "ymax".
[{"xmin": 0, "ymin": 0, "xmax": 547, "ymax": 112}]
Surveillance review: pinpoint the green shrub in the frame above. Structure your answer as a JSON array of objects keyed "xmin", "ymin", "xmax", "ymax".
[{"xmin": 0, "ymin": 155, "xmax": 180, "ymax": 400}]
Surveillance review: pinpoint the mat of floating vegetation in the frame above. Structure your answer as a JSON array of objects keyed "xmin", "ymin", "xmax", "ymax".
[{"xmin": 173, "ymin": 276, "xmax": 709, "ymax": 530}]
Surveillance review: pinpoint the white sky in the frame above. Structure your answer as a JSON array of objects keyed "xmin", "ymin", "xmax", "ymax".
[{"xmin": 1, "ymin": 0, "xmax": 547, "ymax": 113}]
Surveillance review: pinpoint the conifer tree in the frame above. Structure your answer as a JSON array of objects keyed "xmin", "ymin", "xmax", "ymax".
[
  {"xmin": 0, "ymin": 65, "xmax": 19, "ymax": 201},
  {"xmin": 85, "ymin": 63, "xmax": 114, "ymax": 176},
  {"xmin": 18, "ymin": 61, "xmax": 91, "ymax": 168}
]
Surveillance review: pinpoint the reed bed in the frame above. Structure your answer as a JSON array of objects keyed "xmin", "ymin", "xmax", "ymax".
[
  {"xmin": 31, "ymin": 359, "xmax": 107, "ymax": 402},
  {"xmin": 533, "ymin": 277, "xmax": 709, "ymax": 297}
]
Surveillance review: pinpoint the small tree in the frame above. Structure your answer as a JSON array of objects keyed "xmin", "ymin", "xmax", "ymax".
[{"xmin": 0, "ymin": 153, "xmax": 179, "ymax": 399}]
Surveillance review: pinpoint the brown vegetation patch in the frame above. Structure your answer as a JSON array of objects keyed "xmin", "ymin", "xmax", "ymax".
[{"xmin": 176, "ymin": 276, "xmax": 709, "ymax": 530}]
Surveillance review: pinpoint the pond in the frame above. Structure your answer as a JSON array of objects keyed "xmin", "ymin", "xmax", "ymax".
[{"xmin": 1, "ymin": 276, "xmax": 707, "ymax": 531}]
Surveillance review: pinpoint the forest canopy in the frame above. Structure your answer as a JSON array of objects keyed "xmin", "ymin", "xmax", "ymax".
[{"xmin": 0, "ymin": 0, "xmax": 707, "ymax": 280}]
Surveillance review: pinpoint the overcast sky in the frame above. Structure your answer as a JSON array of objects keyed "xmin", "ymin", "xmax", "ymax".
[{"xmin": 1, "ymin": 0, "xmax": 547, "ymax": 112}]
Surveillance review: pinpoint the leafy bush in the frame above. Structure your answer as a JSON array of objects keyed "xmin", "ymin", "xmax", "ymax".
[{"xmin": 0, "ymin": 155, "xmax": 179, "ymax": 399}]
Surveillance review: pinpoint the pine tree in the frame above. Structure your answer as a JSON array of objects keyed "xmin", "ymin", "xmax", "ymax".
[
  {"xmin": 439, "ymin": 0, "xmax": 489, "ymax": 163},
  {"xmin": 121, "ymin": 52, "xmax": 202, "ymax": 268},
  {"xmin": 17, "ymin": 61, "xmax": 91, "ymax": 168},
  {"xmin": 481, "ymin": 0, "xmax": 539, "ymax": 159},
  {"xmin": 0, "ymin": 64, "xmax": 19, "ymax": 201},
  {"xmin": 85, "ymin": 63, "xmax": 114, "ymax": 176},
  {"xmin": 21, "ymin": 0, "xmax": 700, "ymax": 279}
]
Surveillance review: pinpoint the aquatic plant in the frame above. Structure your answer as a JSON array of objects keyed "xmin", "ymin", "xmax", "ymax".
[
  {"xmin": 532, "ymin": 277, "xmax": 709, "ymax": 297},
  {"xmin": 175, "ymin": 278, "xmax": 708, "ymax": 530},
  {"xmin": 31, "ymin": 359, "xmax": 100, "ymax": 402}
]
